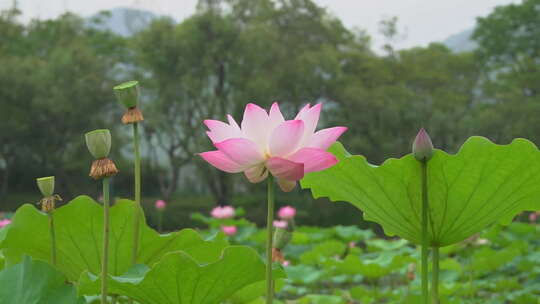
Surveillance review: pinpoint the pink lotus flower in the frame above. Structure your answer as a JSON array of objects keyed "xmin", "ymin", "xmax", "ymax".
[
  {"xmin": 155, "ymin": 200, "xmax": 167, "ymax": 210},
  {"xmin": 0, "ymin": 219, "xmax": 11, "ymax": 228},
  {"xmin": 282, "ymin": 260, "xmax": 290, "ymax": 267},
  {"xmin": 200, "ymin": 103, "xmax": 347, "ymax": 192},
  {"xmin": 273, "ymin": 220, "xmax": 288, "ymax": 229},
  {"xmin": 278, "ymin": 206, "xmax": 296, "ymax": 219},
  {"xmin": 211, "ymin": 206, "xmax": 235, "ymax": 219},
  {"xmin": 221, "ymin": 225, "xmax": 237, "ymax": 236}
]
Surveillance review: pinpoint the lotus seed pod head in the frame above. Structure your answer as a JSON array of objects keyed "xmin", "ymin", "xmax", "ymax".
[
  {"xmin": 85, "ymin": 129, "xmax": 112, "ymax": 159},
  {"xmin": 36, "ymin": 176, "xmax": 55, "ymax": 197},
  {"xmin": 412, "ymin": 128, "xmax": 434, "ymax": 161},
  {"xmin": 114, "ymin": 80, "xmax": 140, "ymax": 108}
]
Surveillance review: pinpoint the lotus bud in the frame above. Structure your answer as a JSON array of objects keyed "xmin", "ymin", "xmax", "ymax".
[
  {"xmin": 273, "ymin": 227, "xmax": 292, "ymax": 250},
  {"xmin": 114, "ymin": 80, "xmax": 144, "ymax": 124},
  {"xmin": 36, "ymin": 176, "xmax": 62, "ymax": 212},
  {"xmin": 37, "ymin": 176, "xmax": 55, "ymax": 197},
  {"xmin": 85, "ymin": 129, "xmax": 119, "ymax": 179},
  {"xmin": 412, "ymin": 128, "xmax": 434, "ymax": 161}
]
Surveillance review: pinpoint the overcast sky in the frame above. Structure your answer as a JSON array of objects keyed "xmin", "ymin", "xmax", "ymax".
[{"xmin": 1, "ymin": 0, "xmax": 521, "ymax": 50}]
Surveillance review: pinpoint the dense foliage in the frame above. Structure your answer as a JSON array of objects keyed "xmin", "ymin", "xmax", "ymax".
[{"xmin": 218, "ymin": 220, "xmax": 540, "ymax": 303}]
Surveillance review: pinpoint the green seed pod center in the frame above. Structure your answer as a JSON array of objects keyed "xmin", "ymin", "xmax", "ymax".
[
  {"xmin": 85, "ymin": 129, "xmax": 112, "ymax": 159},
  {"xmin": 114, "ymin": 80, "xmax": 140, "ymax": 108},
  {"xmin": 36, "ymin": 176, "xmax": 55, "ymax": 197}
]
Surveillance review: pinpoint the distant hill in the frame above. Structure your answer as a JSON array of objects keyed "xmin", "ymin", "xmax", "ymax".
[
  {"xmin": 91, "ymin": 7, "xmax": 478, "ymax": 53},
  {"xmin": 87, "ymin": 7, "xmax": 160, "ymax": 36},
  {"xmin": 443, "ymin": 28, "xmax": 477, "ymax": 53}
]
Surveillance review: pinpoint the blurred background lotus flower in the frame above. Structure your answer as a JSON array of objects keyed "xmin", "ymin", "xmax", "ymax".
[
  {"xmin": 278, "ymin": 206, "xmax": 296, "ymax": 219},
  {"xmin": 200, "ymin": 103, "xmax": 347, "ymax": 192},
  {"xmin": 211, "ymin": 205, "xmax": 235, "ymax": 219},
  {"xmin": 155, "ymin": 200, "xmax": 167, "ymax": 210},
  {"xmin": 0, "ymin": 219, "xmax": 11, "ymax": 228},
  {"xmin": 529, "ymin": 211, "xmax": 539, "ymax": 223},
  {"xmin": 273, "ymin": 220, "xmax": 288, "ymax": 229},
  {"xmin": 155, "ymin": 200, "xmax": 167, "ymax": 233},
  {"xmin": 221, "ymin": 225, "xmax": 237, "ymax": 236}
]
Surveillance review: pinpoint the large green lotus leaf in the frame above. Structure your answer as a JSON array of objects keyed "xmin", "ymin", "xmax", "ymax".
[
  {"xmin": 227, "ymin": 279, "xmax": 285, "ymax": 304},
  {"xmin": 301, "ymin": 137, "xmax": 540, "ymax": 246},
  {"xmin": 78, "ymin": 246, "xmax": 284, "ymax": 304},
  {"xmin": 0, "ymin": 256, "xmax": 84, "ymax": 304},
  {"xmin": 0, "ymin": 195, "xmax": 228, "ymax": 281},
  {"xmin": 328, "ymin": 252, "xmax": 413, "ymax": 279}
]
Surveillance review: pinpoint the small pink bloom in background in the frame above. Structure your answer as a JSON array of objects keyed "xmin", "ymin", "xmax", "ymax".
[
  {"xmin": 155, "ymin": 200, "xmax": 167, "ymax": 210},
  {"xmin": 200, "ymin": 103, "xmax": 347, "ymax": 192},
  {"xmin": 211, "ymin": 206, "xmax": 235, "ymax": 219},
  {"xmin": 273, "ymin": 220, "xmax": 288, "ymax": 229},
  {"xmin": 0, "ymin": 219, "xmax": 11, "ymax": 228},
  {"xmin": 530, "ymin": 211, "xmax": 539, "ymax": 223},
  {"xmin": 348, "ymin": 241, "xmax": 356, "ymax": 248},
  {"xmin": 282, "ymin": 260, "xmax": 290, "ymax": 267},
  {"xmin": 278, "ymin": 206, "xmax": 296, "ymax": 219},
  {"xmin": 221, "ymin": 225, "xmax": 237, "ymax": 236}
]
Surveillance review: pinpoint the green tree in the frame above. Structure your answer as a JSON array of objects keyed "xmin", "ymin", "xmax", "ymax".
[
  {"xmin": 330, "ymin": 43, "xmax": 480, "ymax": 163},
  {"xmin": 0, "ymin": 12, "xmax": 124, "ymax": 198},
  {"xmin": 472, "ymin": 0, "xmax": 540, "ymax": 143},
  {"xmin": 132, "ymin": 0, "xmax": 351, "ymax": 202}
]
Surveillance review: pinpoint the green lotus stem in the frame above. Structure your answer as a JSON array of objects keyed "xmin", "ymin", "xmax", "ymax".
[
  {"xmin": 373, "ymin": 279, "xmax": 379, "ymax": 301},
  {"xmin": 101, "ymin": 177, "xmax": 111, "ymax": 304},
  {"xmin": 48, "ymin": 213, "xmax": 57, "ymax": 266},
  {"xmin": 158, "ymin": 210, "xmax": 163, "ymax": 233},
  {"xmin": 421, "ymin": 160, "xmax": 429, "ymax": 304},
  {"xmin": 266, "ymin": 175, "xmax": 275, "ymax": 304},
  {"xmin": 131, "ymin": 122, "xmax": 142, "ymax": 265},
  {"xmin": 432, "ymin": 246, "xmax": 440, "ymax": 303},
  {"xmin": 468, "ymin": 268, "xmax": 475, "ymax": 299}
]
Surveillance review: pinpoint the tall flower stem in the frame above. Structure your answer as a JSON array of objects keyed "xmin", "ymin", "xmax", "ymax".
[
  {"xmin": 131, "ymin": 122, "xmax": 141, "ymax": 265},
  {"xmin": 432, "ymin": 246, "xmax": 440, "ymax": 304},
  {"xmin": 48, "ymin": 212, "xmax": 57, "ymax": 266},
  {"xmin": 266, "ymin": 175, "xmax": 275, "ymax": 304},
  {"xmin": 421, "ymin": 160, "xmax": 429, "ymax": 304},
  {"xmin": 158, "ymin": 211, "xmax": 163, "ymax": 233},
  {"xmin": 101, "ymin": 177, "xmax": 111, "ymax": 304}
]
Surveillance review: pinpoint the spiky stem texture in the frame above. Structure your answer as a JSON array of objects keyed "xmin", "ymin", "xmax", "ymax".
[
  {"xmin": 101, "ymin": 177, "xmax": 111, "ymax": 304},
  {"xmin": 421, "ymin": 160, "xmax": 429, "ymax": 304},
  {"xmin": 266, "ymin": 175, "xmax": 275, "ymax": 304}
]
